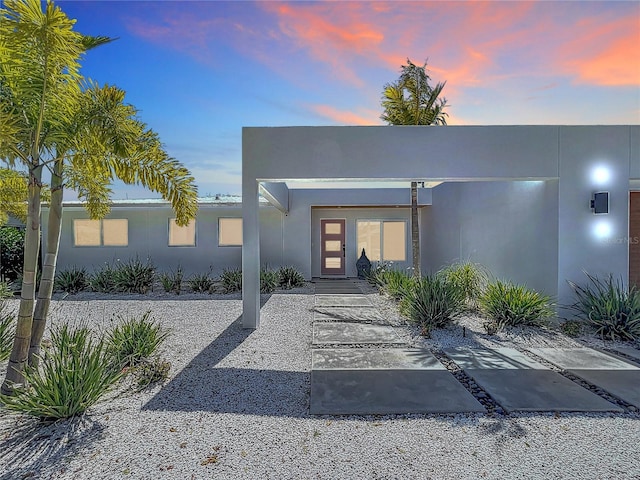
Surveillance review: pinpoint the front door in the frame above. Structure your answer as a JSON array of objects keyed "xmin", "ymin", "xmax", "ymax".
[{"xmin": 320, "ymin": 219, "xmax": 346, "ymax": 276}]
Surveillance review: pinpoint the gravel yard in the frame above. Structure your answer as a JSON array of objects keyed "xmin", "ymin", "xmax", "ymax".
[{"xmin": 1, "ymin": 287, "xmax": 639, "ymax": 480}]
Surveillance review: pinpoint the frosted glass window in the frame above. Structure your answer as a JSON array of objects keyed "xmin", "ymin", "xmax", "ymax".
[
  {"xmin": 324, "ymin": 222, "xmax": 342, "ymax": 234},
  {"xmin": 325, "ymin": 240, "xmax": 342, "ymax": 252},
  {"xmin": 383, "ymin": 221, "xmax": 406, "ymax": 261},
  {"xmin": 357, "ymin": 220, "xmax": 406, "ymax": 262},
  {"xmin": 357, "ymin": 221, "xmax": 381, "ymax": 261},
  {"xmin": 169, "ymin": 219, "xmax": 196, "ymax": 246},
  {"xmin": 74, "ymin": 220, "xmax": 101, "ymax": 246},
  {"xmin": 103, "ymin": 219, "xmax": 128, "ymax": 246},
  {"xmin": 219, "ymin": 218, "xmax": 243, "ymax": 246},
  {"xmin": 325, "ymin": 258, "xmax": 342, "ymax": 269}
]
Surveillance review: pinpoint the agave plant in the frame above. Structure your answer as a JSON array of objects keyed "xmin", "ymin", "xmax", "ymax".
[{"xmin": 568, "ymin": 272, "xmax": 640, "ymax": 341}]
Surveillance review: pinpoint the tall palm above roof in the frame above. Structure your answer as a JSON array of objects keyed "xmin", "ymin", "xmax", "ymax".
[
  {"xmin": 0, "ymin": 0, "xmax": 198, "ymax": 394},
  {"xmin": 381, "ymin": 59, "xmax": 448, "ymax": 277}
]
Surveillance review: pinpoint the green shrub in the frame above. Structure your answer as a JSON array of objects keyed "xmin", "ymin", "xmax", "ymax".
[
  {"xmin": 568, "ymin": 273, "xmax": 640, "ymax": 341},
  {"xmin": 366, "ymin": 261, "xmax": 392, "ymax": 288},
  {"xmin": 159, "ymin": 266, "xmax": 183, "ymax": 294},
  {"xmin": 133, "ymin": 357, "xmax": 171, "ymax": 390},
  {"xmin": 400, "ymin": 275, "xmax": 466, "ymax": 336},
  {"xmin": 188, "ymin": 270, "xmax": 215, "ymax": 293},
  {"xmin": 479, "ymin": 280, "xmax": 553, "ymax": 331},
  {"xmin": 0, "ymin": 324, "xmax": 121, "ymax": 419},
  {"xmin": 438, "ymin": 261, "xmax": 489, "ymax": 310},
  {"xmin": 380, "ymin": 269, "xmax": 414, "ymax": 301},
  {"xmin": 89, "ymin": 264, "xmax": 116, "ymax": 293},
  {"xmin": 0, "ymin": 301, "xmax": 16, "ymax": 361},
  {"xmin": 277, "ymin": 266, "xmax": 305, "ymax": 289},
  {"xmin": 106, "ymin": 311, "xmax": 169, "ymax": 369},
  {"xmin": 221, "ymin": 268, "xmax": 242, "ymax": 293},
  {"xmin": 260, "ymin": 268, "xmax": 278, "ymax": 294},
  {"xmin": 0, "ymin": 226, "xmax": 24, "ymax": 282},
  {"xmin": 0, "ymin": 281, "xmax": 13, "ymax": 299},
  {"xmin": 113, "ymin": 257, "xmax": 155, "ymax": 294},
  {"xmin": 54, "ymin": 266, "xmax": 88, "ymax": 293}
]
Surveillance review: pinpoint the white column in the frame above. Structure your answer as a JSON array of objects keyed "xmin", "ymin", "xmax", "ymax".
[{"xmin": 242, "ymin": 177, "xmax": 260, "ymax": 329}]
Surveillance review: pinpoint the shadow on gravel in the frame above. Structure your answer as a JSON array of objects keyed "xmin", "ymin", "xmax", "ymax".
[
  {"xmin": 143, "ymin": 298, "xmax": 309, "ymax": 418},
  {"xmin": 0, "ymin": 416, "xmax": 106, "ymax": 480}
]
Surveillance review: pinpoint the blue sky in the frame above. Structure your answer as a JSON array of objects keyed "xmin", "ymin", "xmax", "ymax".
[{"xmin": 51, "ymin": 0, "xmax": 640, "ymax": 199}]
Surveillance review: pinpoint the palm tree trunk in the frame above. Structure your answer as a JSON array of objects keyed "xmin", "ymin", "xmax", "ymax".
[
  {"xmin": 411, "ymin": 181, "xmax": 421, "ymax": 278},
  {"xmin": 1, "ymin": 167, "xmax": 42, "ymax": 395},
  {"xmin": 29, "ymin": 160, "xmax": 63, "ymax": 367}
]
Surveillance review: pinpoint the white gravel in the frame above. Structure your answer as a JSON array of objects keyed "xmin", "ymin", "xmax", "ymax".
[{"xmin": 1, "ymin": 287, "xmax": 640, "ymax": 480}]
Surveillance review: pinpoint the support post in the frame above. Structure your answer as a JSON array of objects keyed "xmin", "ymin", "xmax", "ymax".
[{"xmin": 242, "ymin": 178, "xmax": 261, "ymax": 329}]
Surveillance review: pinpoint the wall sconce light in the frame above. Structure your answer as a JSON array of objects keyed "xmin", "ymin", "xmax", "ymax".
[{"xmin": 590, "ymin": 192, "xmax": 609, "ymax": 214}]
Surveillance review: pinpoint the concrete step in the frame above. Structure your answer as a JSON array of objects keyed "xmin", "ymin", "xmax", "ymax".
[
  {"xmin": 310, "ymin": 348, "xmax": 485, "ymax": 415},
  {"xmin": 445, "ymin": 347, "xmax": 623, "ymax": 413},
  {"xmin": 312, "ymin": 322, "xmax": 405, "ymax": 345}
]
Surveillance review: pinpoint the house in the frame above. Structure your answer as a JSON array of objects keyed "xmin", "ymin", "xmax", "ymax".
[
  {"xmin": 46, "ymin": 125, "xmax": 639, "ymax": 330},
  {"xmin": 241, "ymin": 125, "xmax": 639, "ymax": 328}
]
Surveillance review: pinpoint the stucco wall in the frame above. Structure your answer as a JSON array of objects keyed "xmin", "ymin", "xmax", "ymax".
[
  {"xmin": 45, "ymin": 203, "xmax": 284, "ymax": 277},
  {"xmin": 422, "ymin": 181, "xmax": 559, "ymax": 297}
]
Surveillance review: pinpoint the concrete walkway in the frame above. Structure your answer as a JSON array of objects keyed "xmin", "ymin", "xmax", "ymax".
[
  {"xmin": 309, "ymin": 279, "xmax": 484, "ymax": 415},
  {"xmin": 308, "ymin": 279, "xmax": 639, "ymax": 415}
]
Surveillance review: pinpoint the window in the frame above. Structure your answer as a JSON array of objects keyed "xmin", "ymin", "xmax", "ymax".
[
  {"xmin": 169, "ymin": 219, "xmax": 196, "ymax": 246},
  {"xmin": 357, "ymin": 220, "xmax": 406, "ymax": 262},
  {"xmin": 74, "ymin": 219, "xmax": 128, "ymax": 247},
  {"xmin": 219, "ymin": 218, "xmax": 242, "ymax": 246}
]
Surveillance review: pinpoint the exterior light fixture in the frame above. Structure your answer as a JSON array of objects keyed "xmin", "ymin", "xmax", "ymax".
[{"xmin": 590, "ymin": 192, "xmax": 609, "ymax": 214}]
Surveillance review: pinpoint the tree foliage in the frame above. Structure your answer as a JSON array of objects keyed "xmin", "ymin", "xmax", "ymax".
[
  {"xmin": 0, "ymin": 0, "xmax": 198, "ymax": 393},
  {"xmin": 381, "ymin": 58, "xmax": 448, "ymax": 126}
]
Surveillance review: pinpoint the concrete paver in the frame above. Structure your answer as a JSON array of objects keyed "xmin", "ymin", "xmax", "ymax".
[
  {"xmin": 310, "ymin": 348, "xmax": 485, "ymax": 415},
  {"xmin": 313, "ymin": 322, "xmax": 404, "ymax": 345},
  {"xmin": 313, "ymin": 307, "xmax": 385, "ymax": 323},
  {"xmin": 315, "ymin": 295, "xmax": 373, "ymax": 307},
  {"xmin": 444, "ymin": 347, "xmax": 623, "ymax": 413},
  {"xmin": 530, "ymin": 347, "xmax": 640, "ymax": 408},
  {"xmin": 609, "ymin": 346, "xmax": 640, "ymax": 365}
]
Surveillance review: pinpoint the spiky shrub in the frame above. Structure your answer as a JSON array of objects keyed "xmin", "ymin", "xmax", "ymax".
[
  {"xmin": 380, "ymin": 269, "xmax": 414, "ymax": 301},
  {"xmin": 113, "ymin": 257, "xmax": 155, "ymax": 294},
  {"xmin": 89, "ymin": 264, "xmax": 116, "ymax": 293},
  {"xmin": 221, "ymin": 268, "xmax": 242, "ymax": 293},
  {"xmin": 133, "ymin": 357, "xmax": 171, "ymax": 390},
  {"xmin": 0, "ymin": 281, "xmax": 13, "ymax": 299},
  {"xmin": 260, "ymin": 268, "xmax": 278, "ymax": 294},
  {"xmin": 106, "ymin": 311, "xmax": 169, "ymax": 369},
  {"xmin": 479, "ymin": 280, "xmax": 554, "ymax": 331},
  {"xmin": 568, "ymin": 273, "xmax": 640, "ymax": 341},
  {"xmin": 0, "ymin": 324, "xmax": 122, "ymax": 419},
  {"xmin": 400, "ymin": 275, "xmax": 466, "ymax": 336},
  {"xmin": 54, "ymin": 266, "xmax": 88, "ymax": 293},
  {"xmin": 188, "ymin": 271, "xmax": 215, "ymax": 293},
  {"xmin": 159, "ymin": 266, "xmax": 183, "ymax": 294},
  {"xmin": 366, "ymin": 261, "xmax": 392, "ymax": 288},
  {"xmin": 277, "ymin": 266, "xmax": 305, "ymax": 289},
  {"xmin": 438, "ymin": 261, "xmax": 489, "ymax": 310},
  {"xmin": 0, "ymin": 300, "xmax": 16, "ymax": 361}
]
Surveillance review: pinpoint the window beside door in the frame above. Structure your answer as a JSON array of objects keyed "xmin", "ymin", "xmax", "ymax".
[{"xmin": 356, "ymin": 220, "xmax": 406, "ymax": 262}]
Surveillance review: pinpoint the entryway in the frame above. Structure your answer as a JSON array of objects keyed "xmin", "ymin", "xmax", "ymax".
[{"xmin": 630, "ymin": 192, "xmax": 640, "ymax": 288}]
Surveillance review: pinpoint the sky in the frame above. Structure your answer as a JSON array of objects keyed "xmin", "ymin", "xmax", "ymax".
[{"xmin": 45, "ymin": 0, "xmax": 640, "ymax": 198}]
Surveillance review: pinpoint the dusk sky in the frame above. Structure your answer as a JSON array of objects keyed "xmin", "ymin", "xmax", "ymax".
[{"xmin": 51, "ymin": 0, "xmax": 640, "ymax": 199}]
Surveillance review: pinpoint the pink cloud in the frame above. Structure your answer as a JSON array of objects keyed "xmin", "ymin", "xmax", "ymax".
[{"xmin": 308, "ymin": 104, "xmax": 381, "ymax": 125}]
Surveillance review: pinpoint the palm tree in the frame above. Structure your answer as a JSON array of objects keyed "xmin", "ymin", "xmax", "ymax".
[
  {"xmin": 0, "ymin": 0, "xmax": 198, "ymax": 394},
  {"xmin": 381, "ymin": 58, "xmax": 448, "ymax": 278}
]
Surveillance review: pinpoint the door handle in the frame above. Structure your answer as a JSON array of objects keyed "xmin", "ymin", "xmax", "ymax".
[{"xmin": 342, "ymin": 244, "xmax": 345, "ymax": 257}]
